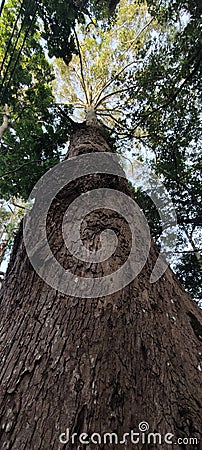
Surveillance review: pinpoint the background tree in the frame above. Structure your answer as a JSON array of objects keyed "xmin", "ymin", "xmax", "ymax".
[{"xmin": 121, "ymin": 0, "xmax": 202, "ymax": 299}]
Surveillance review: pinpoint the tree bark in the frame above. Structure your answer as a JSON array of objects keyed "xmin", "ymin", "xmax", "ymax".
[{"xmin": 0, "ymin": 121, "xmax": 201, "ymax": 450}]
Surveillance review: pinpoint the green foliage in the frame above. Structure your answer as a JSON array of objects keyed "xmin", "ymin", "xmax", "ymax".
[
  {"xmin": 174, "ymin": 253, "xmax": 202, "ymax": 302},
  {"xmin": 36, "ymin": 0, "xmax": 120, "ymax": 65},
  {"xmin": 0, "ymin": 102, "xmax": 72, "ymax": 200},
  {"xmin": 99, "ymin": 0, "xmax": 201, "ymax": 301},
  {"xmin": 134, "ymin": 188, "xmax": 162, "ymax": 242},
  {"xmin": 0, "ymin": 0, "xmax": 122, "ymax": 202},
  {"xmin": 0, "ymin": 0, "xmax": 72, "ymax": 200},
  {"xmin": 0, "ymin": 199, "xmax": 26, "ymax": 265},
  {"xmin": 37, "ymin": 0, "xmax": 79, "ymax": 65},
  {"xmin": 90, "ymin": 0, "xmax": 120, "ymax": 18},
  {"xmin": 54, "ymin": 0, "xmax": 152, "ymax": 125}
]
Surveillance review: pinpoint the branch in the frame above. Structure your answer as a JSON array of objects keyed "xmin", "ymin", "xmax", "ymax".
[
  {"xmin": 68, "ymin": 64, "xmax": 87, "ymax": 101},
  {"xmin": 97, "ymin": 105, "xmax": 123, "ymax": 114},
  {"xmin": 174, "ymin": 250, "xmax": 202, "ymax": 254},
  {"xmin": 90, "ymin": 75, "xmax": 109, "ymax": 103},
  {"xmin": 162, "ymin": 169, "xmax": 200, "ymax": 207},
  {"xmin": 129, "ymin": 54, "xmax": 202, "ymax": 134},
  {"xmin": 55, "ymin": 105, "xmax": 78, "ymax": 125},
  {"xmin": 93, "ymin": 59, "xmax": 142, "ymax": 107},
  {"xmin": 177, "ymin": 217, "xmax": 202, "ymax": 227},
  {"xmin": 0, "ymin": 104, "xmax": 10, "ymax": 139},
  {"xmin": 0, "ymin": 160, "xmax": 42, "ymax": 179},
  {"xmin": 0, "ymin": 237, "xmax": 10, "ymax": 265},
  {"xmin": 95, "ymin": 84, "xmax": 137, "ymax": 109},
  {"xmin": 181, "ymin": 225, "xmax": 201, "ymax": 264},
  {"xmin": 73, "ymin": 29, "xmax": 89, "ymax": 105},
  {"xmin": 91, "ymin": 17, "xmax": 153, "ymax": 106},
  {"xmin": 98, "ymin": 111, "xmax": 125, "ymax": 129},
  {"xmin": 124, "ymin": 17, "xmax": 154, "ymax": 49},
  {"xmin": 11, "ymin": 202, "xmax": 29, "ymax": 211},
  {"xmin": 7, "ymin": 203, "xmax": 14, "ymax": 214}
]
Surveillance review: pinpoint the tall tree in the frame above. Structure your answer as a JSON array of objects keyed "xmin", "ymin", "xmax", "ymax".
[
  {"xmin": 0, "ymin": 1, "xmax": 201, "ymax": 448},
  {"xmin": 0, "ymin": 114, "xmax": 202, "ymax": 449},
  {"xmin": 1, "ymin": 0, "xmax": 201, "ymax": 298}
]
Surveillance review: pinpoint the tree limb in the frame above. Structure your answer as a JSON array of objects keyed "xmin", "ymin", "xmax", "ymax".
[
  {"xmin": 0, "ymin": 104, "xmax": 10, "ymax": 139},
  {"xmin": 129, "ymin": 52, "xmax": 202, "ymax": 134},
  {"xmin": 0, "ymin": 160, "xmax": 42, "ymax": 179},
  {"xmin": 68, "ymin": 64, "xmax": 87, "ymax": 101},
  {"xmin": 124, "ymin": 17, "xmax": 154, "ymax": 49},
  {"xmin": 92, "ymin": 17, "xmax": 152, "ymax": 106},
  {"xmin": 95, "ymin": 84, "xmax": 137, "ymax": 109},
  {"xmin": 73, "ymin": 29, "xmax": 89, "ymax": 105},
  {"xmin": 93, "ymin": 59, "xmax": 142, "ymax": 106},
  {"xmin": 98, "ymin": 111, "xmax": 125, "ymax": 129}
]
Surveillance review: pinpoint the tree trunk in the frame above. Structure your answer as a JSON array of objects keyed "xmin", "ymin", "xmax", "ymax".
[{"xmin": 0, "ymin": 120, "xmax": 201, "ymax": 450}]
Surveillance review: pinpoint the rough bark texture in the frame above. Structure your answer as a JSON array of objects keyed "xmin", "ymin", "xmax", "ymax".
[{"xmin": 0, "ymin": 121, "xmax": 201, "ymax": 450}]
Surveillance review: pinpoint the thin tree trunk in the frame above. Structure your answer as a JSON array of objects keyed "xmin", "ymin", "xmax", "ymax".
[{"xmin": 0, "ymin": 121, "xmax": 201, "ymax": 450}]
